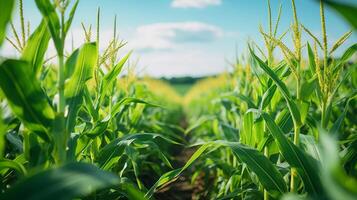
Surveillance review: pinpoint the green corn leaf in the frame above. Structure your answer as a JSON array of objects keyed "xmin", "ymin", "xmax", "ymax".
[
  {"xmin": 0, "ymin": 109, "xmax": 6, "ymax": 157},
  {"xmin": 216, "ymin": 189, "xmax": 243, "ymax": 200},
  {"xmin": 307, "ymin": 43, "xmax": 316, "ymax": 77},
  {"xmin": 300, "ymin": 77, "xmax": 316, "ymax": 101},
  {"xmin": 21, "ymin": 20, "xmax": 51, "ymax": 77},
  {"xmin": 25, "ymin": 132, "xmax": 50, "ymax": 167},
  {"xmin": 65, "ymin": 42, "xmax": 97, "ymax": 133},
  {"xmin": 320, "ymin": 134, "xmax": 357, "ymax": 200},
  {"xmin": 147, "ymin": 141, "xmax": 287, "ymax": 198},
  {"xmin": 64, "ymin": 48, "xmax": 79, "ymax": 79},
  {"xmin": 35, "ymin": 0, "xmax": 62, "ymax": 53},
  {"xmin": 100, "ymin": 51, "xmax": 132, "ymax": 104},
  {"xmin": 0, "ymin": 159, "xmax": 27, "ymax": 176},
  {"xmin": 63, "ymin": 0, "xmax": 79, "ymax": 37},
  {"xmin": 224, "ymin": 141, "xmax": 287, "ymax": 198},
  {"xmin": 242, "ymin": 112, "xmax": 254, "ymax": 146},
  {"xmin": 260, "ymin": 85, "xmax": 277, "ymax": 110},
  {"xmin": 119, "ymin": 180, "xmax": 148, "ymax": 200},
  {"xmin": 0, "ymin": 0, "xmax": 15, "ymax": 45},
  {"xmin": 146, "ymin": 143, "xmax": 211, "ymax": 198},
  {"xmin": 185, "ymin": 116, "xmax": 215, "ymax": 135},
  {"xmin": 83, "ymin": 86, "xmax": 98, "ymax": 121},
  {"xmin": 300, "ymin": 135, "xmax": 321, "ymax": 161},
  {"xmin": 297, "ymin": 100, "xmax": 310, "ymax": 124},
  {"xmin": 275, "ymin": 109, "xmax": 293, "ymax": 134},
  {"xmin": 221, "ymin": 123, "xmax": 239, "ymax": 142},
  {"xmin": 0, "ymin": 60, "xmax": 55, "ymax": 141},
  {"xmin": 236, "ymin": 93, "xmax": 257, "ymax": 109},
  {"xmin": 251, "ymin": 49, "xmax": 302, "ymax": 126},
  {"xmin": 324, "ymin": 70, "xmax": 353, "ymax": 125},
  {"xmin": 97, "ymin": 133, "xmax": 180, "ymax": 170},
  {"xmin": 324, "ymin": 0, "xmax": 357, "ymax": 29},
  {"xmin": 0, "ymin": 162, "xmax": 120, "ymax": 200},
  {"xmin": 256, "ymin": 110, "xmax": 323, "ymax": 195},
  {"xmin": 124, "ymin": 146, "xmax": 143, "ymax": 189},
  {"xmin": 135, "ymin": 140, "xmax": 173, "ymax": 169},
  {"xmin": 111, "ymin": 97, "xmax": 161, "ymax": 118},
  {"xmin": 333, "ymin": 43, "xmax": 357, "ymax": 75},
  {"xmin": 85, "ymin": 119, "xmax": 109, "ymax": 138},
  {"xmin": 330, "ymin": 99, "xmax": 351, "ymax": 136},
  {"xmin": 340, "ymin": 43, "xmax": 357, "ymax": 63}
]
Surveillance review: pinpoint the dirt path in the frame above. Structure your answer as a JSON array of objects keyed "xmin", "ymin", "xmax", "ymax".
[
  {"xmin": 155, "ymin": 148, "xmax": 203, "ymax": 200},
  {"xmin": 154, "ymin": 116, "xmax": 205, "ymax": 200}
]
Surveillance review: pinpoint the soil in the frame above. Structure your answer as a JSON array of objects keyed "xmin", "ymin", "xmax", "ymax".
[
  {"xmin": 154, "ymin": 148, "xmax": 205, "ymax": 200},
  {"xmin": 154, "ymin": 116, "xmax": 206, "ymax": 200}
]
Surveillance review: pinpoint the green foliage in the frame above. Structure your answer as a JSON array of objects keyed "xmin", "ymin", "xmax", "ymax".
[
  {"xmin": 0, "ymin": 0, "xmax": 356, "ymax": 199},
  {"xmin": 21, "ymin": 20, "xmax": 51, "ymax": 77},
  {"xmin": 0, "ymin": 60, "xmax": 55, "ymax": 141},
  {"xmin": 0, "ymin": 162, "xmax": 120, "ymax": 200},
  {"xmin": 0, "ymin": 0, "xmax": 15, "ymax": 45},
  {"xmin": 324, "ymin": 0, "xmax": 357, "ymax": 29}
]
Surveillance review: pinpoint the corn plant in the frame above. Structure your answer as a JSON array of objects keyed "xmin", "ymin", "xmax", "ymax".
[
  {"xmin": 181, "ymin": 0, "xmax": 357, "ymax": 199},
  {"xmin": 0, "ymin": 0, "xmax": 186, "ymax": 199},
  {"xmin": 0, "ymin": 0, "xmax": 356, "ymax": 199}
]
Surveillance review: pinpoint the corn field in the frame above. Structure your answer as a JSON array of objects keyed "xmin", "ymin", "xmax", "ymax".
[{"xmin": 0, "ymin": 0, "xmax": 356, "ymax": 199}]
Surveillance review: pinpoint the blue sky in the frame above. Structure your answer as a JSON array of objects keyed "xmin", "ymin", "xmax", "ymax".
[{"xmin": 2, "ymin": 0, "xmax": 356, "ymax": 77}]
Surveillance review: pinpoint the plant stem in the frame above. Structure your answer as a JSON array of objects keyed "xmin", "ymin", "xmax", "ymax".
[
  {"xmin": 58, "ymin": 53, "xmax": 65, "ymax": 113},
  {"xmin": 55, "ymin": 6, "xmax": 66, "ymax": 165},
  {"xmin": 321, "ymin": 100, "xmax": 327, "ymax": 130},
  {"xmin": 264, "ymin": 146, "xmax": 269, "ymax": 200},
  {"xmin": 296, "ymin": 77, "xmax": 301, "ymax": 100},
  {"xmin": 290, "ymin": 125, "xmax": 300, "ymax": 192},
  {"xmin": 291, "ymin": 75, "xmax": 301, "ymax": 192},
  {"xmin": 320, "ymin": 0, "xmax": 329, "ymax": 132},
  {"xmin": 58, "ymin": 11, "xmax": 65, "ymax": 114}
]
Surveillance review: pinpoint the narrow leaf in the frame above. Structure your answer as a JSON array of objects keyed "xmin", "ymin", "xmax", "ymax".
[
  {"xmin": 35, "ymin": 0, "xmax": 62, "ymax": 53},
  {"xmin": 21, "ymin": 20, "xmax": 51, "ymax": 77},
  {"xmin": 0, "ymin": 0, "xmax": 15, "ymax": 45}
]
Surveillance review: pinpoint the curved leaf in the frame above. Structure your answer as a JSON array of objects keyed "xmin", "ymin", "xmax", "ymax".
[
  {"xmin": 35, "ymin": 0, "xmax": 61, "ymax": 52},
  {"xmin": 21, "ymin": 20, "xmax": 51, "ymax": 77},
  {"xmin": 65, "ymin": 42, "xmax": 98, "ymax": 132},
  {"xmin": 224, "ymin": 141, "xmax": 287, "ymax": 197},
  {"xmin": 256, "ymin": 110, "xmax": 323, "ymax": 195},
  {"xmin": 0, "ymin": 159, "xmax": 27, "ymax": 176},
  {"xmin": 251, "ymin": 50, "xmax": 302, "ymax": 126},
  {"xmin": 63, "ymin": 0, "xmax": 79, "ymax": 37},
  {"xmin": 0, "ymin": 162, "xmax": 120, "ymax": 200},
  {"xmin": 146, "ymin": 141, "xmax": 287, "ymax": 198},
  {"xmin": 111, "ymin": 97, "xmax": 161, "ymax": 118},
  {"xmin": 324, "ymin": 0, "xmax": 357, "ymax": 29},
  {"xmin": 97, "ymin": 133, "xmax": 181, "ymax": 170},
  {"xmin": 146, "ymin": 143, "xmax": 211, "ymax": 198},
  {"xmin": 0, "ymin": 60, "xmax": 55, "ymax": 141},
  {"xmin": 0, "ymin": 0, "xmax": 15, "ymax": 45},
  {"xmin": 333, "ymin": 43, "xmax": 357, "ymax": 74},
  {"xmin": 100, "ymin": 51, "xmax": 132, "ymax": 104}
]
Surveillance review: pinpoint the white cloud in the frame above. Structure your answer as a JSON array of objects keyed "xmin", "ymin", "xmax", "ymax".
[
  {"xmin": 0, "ymin": 22, "xmax": 231, "ymax": 78},
  {"xmin": 133, "ymin": 49, "xmax": 228, "ymax": 77},
  {"xmin": 171, "ymin": 0, "xmax": 222, "ymax": 8},
  {"xmin": 129, "ymin": 22, "xmax": 223, "ymax": 51}
]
